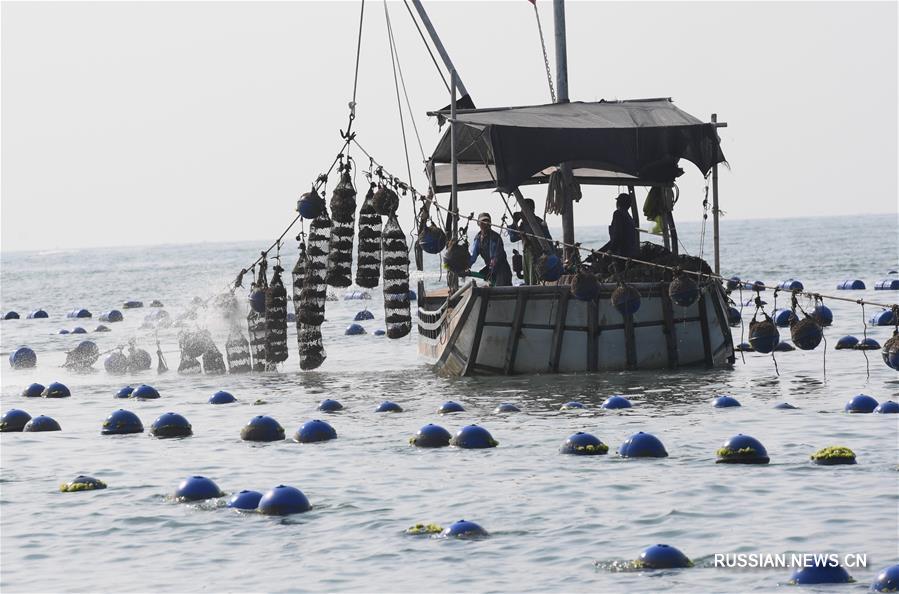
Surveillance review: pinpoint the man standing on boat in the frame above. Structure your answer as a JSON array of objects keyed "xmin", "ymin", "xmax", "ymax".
[
  {"xmin": 469, "ymin": 212, "xmax": 513, "ymax": 286},
  {"xmin": 599, "ymin": 193, "xmax": 639, "ymax": 259},
  {"xmin": 508, "ymin": 198, "xmax": 553, "ymax": 285}
]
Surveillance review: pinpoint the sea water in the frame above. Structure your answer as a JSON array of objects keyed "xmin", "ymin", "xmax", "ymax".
[{"xmin": 1, "ymin": 214, "xmax": 897, "ymax": 593}]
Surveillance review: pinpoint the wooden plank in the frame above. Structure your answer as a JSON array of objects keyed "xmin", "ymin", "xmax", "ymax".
[
  {"xmin": 587, "ymin": 298, "xmax": 598, "ymax": 372},
  {"xmin": 463, "ymin": 293, "xmax": 490, "ymax": 375},
  {"xmin": 549, "ymin": 290, "xmax": 570, "ymax": 373},
  {"xmin": 623, "ymin": 309, "xmax": 637, "ymax": 369},
  {"xmin": 659, "ymin": 282, "xmax": 679, "ymax": 369},
  {"xmin": 503, "ymin": 291, "xmax": 528, "ymax": 374},
  {"xmin": 434, "ymin": 287, "xmax": 478, "ymax": 371},
  {"xmin": 697, "ymin": 291, "xmax": 713, "ymax": 368}
]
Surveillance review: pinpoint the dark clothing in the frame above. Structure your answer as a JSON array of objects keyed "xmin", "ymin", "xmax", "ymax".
[
  {"xmin": 469, "ymin": 229, "xmax": 513, "ymax": 286},
  {"xmin": 601, "ymin": 208, "xmax": 639, "ymax": 258},
  {"xmin": 509, "ymin": 214, "xmax": 552, "ymax": 285}
]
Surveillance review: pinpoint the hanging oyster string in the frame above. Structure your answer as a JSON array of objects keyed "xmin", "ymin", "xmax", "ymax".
[
  {"xmin": 247, "ymin": 254, "xmax": 269, "ymax": 372},
  {"xmin": 326, "ymin": 162, "xmax": 357, "ymax": 288},
  {"xmin": 298, "ymin": 209, "xmax": 331, "ymax": 370},
  {"xmin": 355, "ymin": 182, "xmax": 382, "ymax": 288},
  {"xmin": 381, "ymin": 213, "xmax": 412, "ymax": 339},
  {"xmin": 265, "ymin": 259, "xmax": 290, "ymax": 366}
]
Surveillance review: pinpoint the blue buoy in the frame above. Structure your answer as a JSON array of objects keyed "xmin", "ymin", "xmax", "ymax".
[
  {"xmin": 373, "ymin": 329, "xmax": 386, "ymax": 336},
  {"xmin": 870, "ymin": 309, "xmax": 895, "ymax": 326},
  {"xmin": 99, "ymin": 310, "xmax": 123, "ymax": 323},
  {"xmin": 9, "ymin": 346, "xmax": 37, "ymax": 370},
  {"xmin": 493, "ymin": 402, "xmax": 521, "ymax": 413},
  {"xmin": 123, "ymin": 301, "xmax": 143, "ymax": 309},
  {"xmin": 174, "ymin": 476, "xmax": 223, "ymax": 502},
  {"xmin": 618, "ymin": 432, "xmax": 668, "ymax": 458},
  {"xmin": 835, "ymin": 335, "xmax": 859, "ymax": 350},
  {"xmin": 43, "ymin": 382, "xmax": 70, "ymax": 398},
  {"xmin": 791, "ymin": 317, "xmax": 823, "ymax": 350},
  {"xmin": 772, "ymin": 309, "xmax": 795, "ymax": 328},
  {"xmin": 286, "ymin": 312, "xmax": 296, "ymax": 323},
  {"xmin": 451, "ymin": 424, "xmax": 497, "ymax": 449},
  {"xmin": 318, "ymin": 398, "xmax": 343, "ymax": 412},
  {"xmin": 115, "ymin": 385, "xmax": 134, "ymax": 399},
  {"xmin": 209, "ymin": 390, "xmax": 236, "ymax": 404},
  {"xmin": 101, "ymin": 409, "xmax": 144, "ymax": 435},
  {"xmin": 1, "ymin": 409, "xmax": 32, "ymax": 432},
  {"xmin": 749, "ymin": 319, "xmax": 779, "ymax": 354},
  {"xmin": 438, "ymin": 400, "xmax": 464, "ymax": 414},
  {"xmin": 560, "ymin": 401, "xmax": 585, "ymax": 410},
  {"xmin": 837, "ymin": 279, "xmax": 865, "ymax": 290},
  {"xmin": 747, "ymin": 280, "xmax": 765, "ymax": 291},
  {"xmin": 419, "ymin": 225, "xmax": 447, "ymax": 254},
  {"xmin": 637, "ymin": 544, "xmax": 693, "ymax": 569},
  {"xmin": 58, "ymin": 329, "xmax": 70, "ymax": 334},
  {"xmin": 27, "ymin": 309, "xmax": 49, "ymax": 319},
  {"xmin": 538, "ymin": 254, "xmax": 564, "ymax": 282},
  {"xmin": 344, "ymin": 290, "xmax": 371, "ymax": 300},
  {"xmin": 725, "ymin": 276, "xmax": 741, "ymax": 291},
  {"xmin": 844, "ymin": 394, "xmax": 878, "ymax": 413},
  {"xmin": 883, "ymin": 334, "xmax": 899, "ymax": 369},
  {"xmin": 874, "ymin": 400, "xmax": 899, "ymax": 414},
  {"xmin": 601, "ymin": 395, "xmax": 633, "ymax": 409},
  {"xmin": 410, "ymin": 423, "xmax": 452, "ymax": 448},
  {"xmin": 149, "ymin": 300, "xmax": 164, "ymax": 307},
  {"xmin": 789, "ymin": 562, "xmax": 852, "ymax": 584},
  {"xmin": 560, "ymin": 431, "xmax": 608, "ymax": 455},
  {"xmin": 227, "ymin": 490, "xmax": 263, "ymax": 510},
  {"xmin": 293, "ymin": 419, "xmax": 337, "ymax": 443},
  {"xmin": 94, "ymin": 325, "xmax": 111, "ymax": 333},
  {"xmin": 132, "ymin": 384, "xmax": 160, "ymax": 400},
  {"xmin": 777, "ymin": 279, "xmax": 803, "ymax": 291},
  {"xmin": 71, "ymin": 327, "xmax": 87, "ymax": 334},
  {"xmin": 3, "ymin": 311, "xmax": 20, "ymax": 320},
  {"xmin": 104, "ymin": 351, "xmax": 129, "ymax": 374},
  {"xmin": 407, "ymin": 289, "xmax": 417, "ymax": 300},
  {"xmin": 735, "ymin": 342, "xmax": 753, "ymax": 352},
  {"xmin": 257, "ymin": 485, "xmax": 311, "ymax": 515},
  {"xmin": 150, "ymin": 412, "xmax": 192, "ymax": 438},
  {"xmin": 354, "ymin": 310, "xmax": 375, "ymax": 321},
  {"xmin": 716, "ymin": 434, "xmax": 769, "ymax": 464},
  {"xmin": 773, "ymin": 402, "xmax": 797, "ymax": 410},
  {"xmin": 375, "ymin": 401, "xmax": 403, "ymax": 413},
  {"xmin": 240, "ymin": 415, "xmax": 285, "ymax": 442},
  {"xmin": 875, "ymin": 279, "xmax": 899, "ymax": 290},
  {"xmin": 67, "ymin": 308, "xmax": 92, "ymax": 319},
  {"xmin": 811, "ymin": 304, "xmax": 833, "ymax": 326},
  {"xmin": 23, "ymin": 415, "xmax": 61, "ymax": 432},
  {"xmin": 611, "ymin": 284, "xmax": 641, "ymax": 316},
  {"xmin": 22, "ymin": 383, "xmax": 45, "ymax": 398},
  {"xmin": 727, "ymin": 306, "xmax": 741, "ymax": 327},
  {"xmin": 856, "ymin": 337, "xmax": 881, "ymax": 350},
  {"xmin": 297, "ymin": 189, "xmax": 325, "ymax": 219},
  {"xmin": 248, "ymin": 289, "xmax": 266, "ymax": 314},
  {"xmin": 345, "ymin": 323, "xmax": 366, "ymax": 335},
  {"xmin": 442, "ymin": 519, "xmax": 488, "ymax": 538},
  {"xmin": 872, "ymin": 564, "xmax": 899, "ymax": 592},
  {"xmin": 774, "ymin": 341, "xmax": 795, "ymax": 352}
]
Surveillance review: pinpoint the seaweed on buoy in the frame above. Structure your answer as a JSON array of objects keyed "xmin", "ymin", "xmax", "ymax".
[
  {"xmin": 326, "ymin": 167, "xmax": 357, "ymax": 288},
  {"xmin": 560, "ymin": 432, "xmax": 608, "ymax": 455},
  {"xmin": 715, "ymin": 434, "xmax": 769, "ymax": 464},
  {"xmin": 405, "ymin": 523, "xmax": 443, "ymax": 535},
  {"xmin": 810, "ymin": 445, "xmax": 856, "ymax": 465},
  {"xmin": 60, "ymin": 475, "xmax": 107, "ymax": 492},
  {"xmin": 382, "ymin": 215, "xmax": 411, "ymax": 339},
  {"xmin": 355, "ymin": 183, "xmax": 382, "ymax": 289}
]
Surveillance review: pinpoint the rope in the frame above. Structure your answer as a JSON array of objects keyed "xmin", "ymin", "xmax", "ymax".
[
  {"xmin": 531, "ymin": 1, "xmax": 556, "ymax": 102},
  {"xmin": 343, "ymin": 0, "xmax": 366, "ymax": 140},
  {"xmin": 402, "ymin": 0, "xmax": 450, "ymax": 93}
]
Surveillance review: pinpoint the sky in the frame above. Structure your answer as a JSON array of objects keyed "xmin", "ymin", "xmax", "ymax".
[{"xmin": 1, "ymin": 1, "xmax": 897, "ymax": 252}]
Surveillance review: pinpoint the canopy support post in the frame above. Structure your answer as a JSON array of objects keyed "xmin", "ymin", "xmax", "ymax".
[
  {"xmin": 711, "ymin": 113, "xmax": 720, "ymax": 275},
  {"xmin": 448, "ymin": 69, "xmax": 459, "ymax": 293},
  {"xmin": 553, "ymin": 0, "xmax": 575, "ymax": 264},
  {"xmin": 627, "ymin": 186, "xmax": 640, "ymax": 250}
]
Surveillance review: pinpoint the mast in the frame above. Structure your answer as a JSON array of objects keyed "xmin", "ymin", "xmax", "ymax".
[
  {"xmin": 410, "ymin": 0, "xmax": 469, "ymax": 98},
  {"xmin": 553, "ymin": 0, "xmax": 575, "ymax": 263},
  {"xmin": 448, "ymin": 69, "xmax": 459, "ymax": 292}
]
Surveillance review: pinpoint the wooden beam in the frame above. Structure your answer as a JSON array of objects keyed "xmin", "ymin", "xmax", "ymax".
[
  {"xmin": 587, "ymin": 298, "xmax": 598, "ymax": 371},
  {"xmin": 549, "ymin": 290, "xmax": 570, "ymax": 373},
  {"xmin": 711, "ymin": 113, "xmax": 721, "ymax": 275},
  {"xmin": 503, "ymin": 290, "xmax": 528, "ymax": 374},
  {"xmin": 660, "ymin": 282, "xmax": 679, "ymax": 369},
  {"xmin": 464, "ymin": 293, "xmax": 490, "ymax": 375},
  {"xmin": 697, "ymin": 291, "xmax": 713, "ymax": 367}
]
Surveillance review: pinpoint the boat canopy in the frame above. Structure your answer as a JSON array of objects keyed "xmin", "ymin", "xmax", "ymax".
[{"xmin": 426, "ymin": 98, "xmax": 725, "ymax": 193}]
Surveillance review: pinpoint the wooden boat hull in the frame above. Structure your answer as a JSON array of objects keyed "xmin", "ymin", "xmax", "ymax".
[{"xmin": 418, "ymin": 281, "xmax": 735, "ymax": 376}]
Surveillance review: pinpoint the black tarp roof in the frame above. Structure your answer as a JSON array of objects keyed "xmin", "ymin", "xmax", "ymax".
[{"xmin": 426, "ymin": 98, "xmax": 726, "ymax": 193}]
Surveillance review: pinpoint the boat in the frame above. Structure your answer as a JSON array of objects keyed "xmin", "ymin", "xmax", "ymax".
[{"xmin": 411, "ymin": 1, "xmax": 734, "ymax": 376}]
